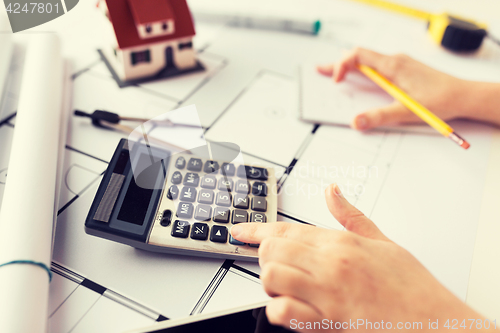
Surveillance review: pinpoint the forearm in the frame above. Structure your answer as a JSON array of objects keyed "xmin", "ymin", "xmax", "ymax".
[{"xmin": 458, "ymin": 81, "xmax": 500, "ymax": 126}]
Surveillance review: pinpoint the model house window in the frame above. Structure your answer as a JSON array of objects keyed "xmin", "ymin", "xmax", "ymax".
[
  {"xmin": 162, "ymin": 22, "xmax": 168, "ymax": 30},
  {"xmin": 145, "ymin": 24, "xmax": 152, "ymax": 33},
  {"xmin": 178, "ymin": 41, "xmax": 193, "ymax": 50},
  {"xmin": 131, "ymin": 50, "xmax": 151, "ymax": 65}
]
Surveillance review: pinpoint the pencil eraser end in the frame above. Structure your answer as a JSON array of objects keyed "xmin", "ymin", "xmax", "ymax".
[{"xmin": 461, "ymin": 141, "xmax": 470, "ymax": 149}]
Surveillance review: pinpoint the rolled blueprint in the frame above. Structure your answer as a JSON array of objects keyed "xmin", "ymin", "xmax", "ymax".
[
  {"xmin": 0, "ymin": 15, "xmax": 13, "ymax": 110},
  {"xmin": 0, "ymin": 34, "xmax": 63, "ymax": 333}
]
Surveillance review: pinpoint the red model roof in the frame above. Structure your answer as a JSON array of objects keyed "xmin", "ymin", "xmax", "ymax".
[
  {"xmin": 105, "ymin": 0, "xmax": 195, "ymax": 49},
  {"xmin": 128, "ymin": 0, "xmax": 174, "ymax": 25}
]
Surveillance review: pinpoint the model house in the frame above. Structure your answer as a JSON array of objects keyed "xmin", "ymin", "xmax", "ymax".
[{"xmin": 97, "ymin": 0, "xmax": 202, "ymax": 85}]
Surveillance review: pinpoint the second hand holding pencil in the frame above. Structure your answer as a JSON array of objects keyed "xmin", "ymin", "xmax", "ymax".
[{"xmin": 357, "ymin": 64, "xmax": 470, "ymax": 149}]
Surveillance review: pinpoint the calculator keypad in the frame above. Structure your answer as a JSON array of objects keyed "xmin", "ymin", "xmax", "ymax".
[
  {"xmin": 187, "ymin": 158, "xmax": 202, "ymax": 172},
  {"xmin": 216, "ymin": 191, "xmax": 232, "ymax": 207},
  {"xmin": 167, "ymin": 185, "xmax": 179, "ymax": 200},
  {"xmin": 191, "ymin": 223, "xmax": 209, "ymax": 240},
  {"xmin": 232, "ymin": 210, "xmax": 248, "ymax": 224},
  {"xmin": 210, "ymin": 225, "xmax": 228, "ymax": 243},
  {"xmin": 149, "ymin": 154, "xmax": 277, "ymax": 260},
  {"xmin": 171, "ymin": 220, "xmax": 190, "ymax": 238},
  {"xmin": 171, "ymin": 171, "xmax": 182, "ymax": 185},
  {"xmin": 183, "ymin": 173, "xmax": 199, "ymax": 187},
  {"xmin": 180, "ymin": 187, "xmax": 196, "ymax": 202}
]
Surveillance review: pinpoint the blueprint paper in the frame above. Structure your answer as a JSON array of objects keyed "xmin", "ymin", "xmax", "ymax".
[
  {"xmin": 0, "ymin": 0, "xmax": 498, "ymax": 331},
  {"xmin": 0, "ymin": 35, "xmax": 64, "ymax": 333},
  {"xmin": 300, "ymin": 62, "xmax": 395, "ymax": 126},
  {"xmin": 0, "ymin": 16, "xmax": 13, "ymax": 112},
  {"xmin": 370, "ymin": 121, "xmax": 493, "ymax": 300},
  {"xmin": 205, "ymin": 72, "xmax": 313, "ymax": 167}
]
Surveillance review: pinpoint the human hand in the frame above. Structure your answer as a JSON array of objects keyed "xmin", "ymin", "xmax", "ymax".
[
  {"xmin": 231, "ymin": 184, "xmax": 484, "ymax": 332},
  {"xmin": 316, "ymin": 48, "xmax": 472, "ymax": 131}
]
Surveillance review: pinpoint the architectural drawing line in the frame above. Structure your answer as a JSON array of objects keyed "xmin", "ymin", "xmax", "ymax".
[
  {"xmin": 65, "ymin": 145, "xmax": 110, "ymax": 164},
  {"xmin": 58, "ymin": 169, "xmax": 104, "ymax": 216},
  {"xmin": 231, "ymin": 263, "xmax": 259, "ymax": 279},
  {"xmin": 51, "ymin": 262, "xmax": 165, "ymax": 322},
  {"xmin": 0, "ymin": 112, "xmax": 16, "ymax": 127},
  {"xmin": 71, "ymin": 58, "xmax": 102, "ymax": 80},
  {"xmin": 203, "ymin": 70, "xmax": 260, "ymax": 131},
  {"xmin": 57, "ymin": 195, "xmax": 79, "ymax": 216},
  {"xmin": 367, "ymin": 133, "xmax": 404, "ymax": 219},
  {"xmin": 190, "ymin": 259, "xmax": 233, "ymax": 315},
  {"xmin": 277, "ymin": 211, "xmax": 312, "ymax": 225},
  {"xmin": 67, "ymin": 296, "xmax": 101, "ymax": 333},
  {"xmin": 177, "ymin": 57, "xmax": 229, "ymax": 104},
  {"xmin": 229, "ymin": 270, "xmax": 262, "ymax": 285}
]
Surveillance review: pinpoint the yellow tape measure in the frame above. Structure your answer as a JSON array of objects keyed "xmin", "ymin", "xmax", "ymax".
[{"xmin": 350, "ymin": 0, "xmax": 490, "ymax": 52}]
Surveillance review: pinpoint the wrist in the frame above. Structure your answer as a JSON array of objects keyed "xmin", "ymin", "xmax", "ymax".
[{"xmin": 455, "ymin": 80, "xmax": 500, "ymax": 126}]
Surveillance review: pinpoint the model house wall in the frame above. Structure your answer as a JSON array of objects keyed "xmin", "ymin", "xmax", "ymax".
[{"xmin": 98, "ymin": 0, "xmax": 198, "ymax": 82}]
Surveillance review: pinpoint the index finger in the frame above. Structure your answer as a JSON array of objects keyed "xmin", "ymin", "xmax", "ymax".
[
  {"xmin": 334, "ymin": 48, "xmax": 388, "ymax": 82},
  {"xmin": 230, "ymin": 222, "xmax": 336, "ymax": 247}
]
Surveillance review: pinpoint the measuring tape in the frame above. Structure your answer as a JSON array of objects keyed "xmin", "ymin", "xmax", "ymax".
[{"xmin": 350, "ymin": 0, "xmax": 495, "ymax": 52}]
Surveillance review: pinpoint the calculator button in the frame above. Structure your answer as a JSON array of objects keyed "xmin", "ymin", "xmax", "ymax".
[
  {"xmin": 198, "ymin": 189, "xmax": 214, "ymax": 204},
  {"xmin": 194, "ymin": 205, "xmax": 212, "ymax": 221},
  {"xmin": 171, "ymin": 220, "xmax": 190, "ymax": 238},
  {"xmin": 160, "ymin": 210, "xmax": 172, "ymax": 227},
  {"xmin": 183, "ymin": 173, "xmax": 199, "ymax": 187},
  {"xmin": 180, "ymin": 187, "xmax": 197, "ymax": 202},
  {"xmin": 177, "ymin": 202, "xmax": 194, "ymax": 219},
  {"xmin": 237, "ymin": 165, "xmax": 268, "ymax": 181},
  {"xmin": 210, "ymin": 225, "xmax": 228, "ymax": 243},
  {"xmin": 187, "ymin": 158, "xmax": 202, "ymax": 172},
  {"xmin": 252, "ymin": 182, "xmax": 267, "ymax": 196},
  {"xmin": 213, "ymin": 207, "xmax": 230, "ymax": 223},
  {"xmin": 251, "ymin": 198, "xmax": 267, "ymax": 212},
  {"xmin": 218, "ymin": 178, "xmax": 233, "ymax": 192},
  {"xmin": 221, "ymin": 163, "xmax": 235, "ymax": 176},
  {"xmin": 167, "ymin": 185, "xmax": 179, "ymax": 200},
  {"xmin": 233, "ymin": 194, "xmax": 249, "ymax": 209},
  {"xmin": 216, "ymin": 191, "xmax": 232, "ymax": 207},
  {"xmin": 171, "ymin": 171, "xmax": 182, "ymax": 185},
  {"xmin": 250, "ymin": 212, "xmax": 266, "ymax": 222},
  {"xmin": 191, "ymin": 223, "xmax": 209, "ymax": 240},
  {"xmin": 229, "ymin": 235, "xmax": 246, "ymax": 246},
  {"xmin": 235, "ymin": 180, "xmax": 250, "ymax": 194},
  {"xmin": 249, "ymin": 243, "xmax": 260, "ymax": 248},
  {"xmin": 232, "ymin": 210, "xmax": 248, "ymax": 224},
  {"xmin": 200, "ymin": 175, "xmax": 217, "ymax": 189},
  {"xmin": 175, "ymin": 157, "xmax": 186, "ymax": 169},
  {"xmin": 203, "ymin": 160, "xmax": 220, "ymax": 174}
]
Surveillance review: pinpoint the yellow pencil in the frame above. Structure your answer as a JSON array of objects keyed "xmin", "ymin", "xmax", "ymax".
[{"xmin": 357, "ymin": 64, "xmax": 470, "ymax": 149}]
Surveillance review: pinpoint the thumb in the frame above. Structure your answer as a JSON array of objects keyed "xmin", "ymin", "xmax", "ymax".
[
  {"xmin": 325, "ymin": 183, "xmax": 389, "ymax": 241},
  {"xmin": 351, "ymin": 102, "xmax": 420, "ymax": 131},
  {"xmin": 316, "ymin": 64, "xmax": 334, "ymax": 77}
]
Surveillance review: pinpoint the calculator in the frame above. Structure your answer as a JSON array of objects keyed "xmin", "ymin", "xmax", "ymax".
[{"xmin": 84, "ymin": 139, "xmax": 277, "ymax": 261}]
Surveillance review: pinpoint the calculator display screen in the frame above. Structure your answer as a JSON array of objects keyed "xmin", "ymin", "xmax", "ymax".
[
  {"xmin": 117, "ymin": 175, "xmax": 154, "ymax": 225},
  {"xmin": 117, "ymin": 153, "xmax": 166, "ymax": 226}
]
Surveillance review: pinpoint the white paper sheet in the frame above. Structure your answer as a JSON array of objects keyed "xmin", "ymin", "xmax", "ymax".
[
  {"xmin": 0, "ymin": 34, "xmax": 64, "ymax": 333},
  {"xmin": 300, "ymin": 62, "xmax": 394, "ymax": 126},
  {"xmin": 369, "ymin": 121, "xmax": 493, "ymax": 300},
  {"xmin": 205, "ymin": 72, "xmax": 313, "ymax": 167},
  {"xmin": 0, "ymin": 1, "xmax": 495, "ymax": 330}
]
